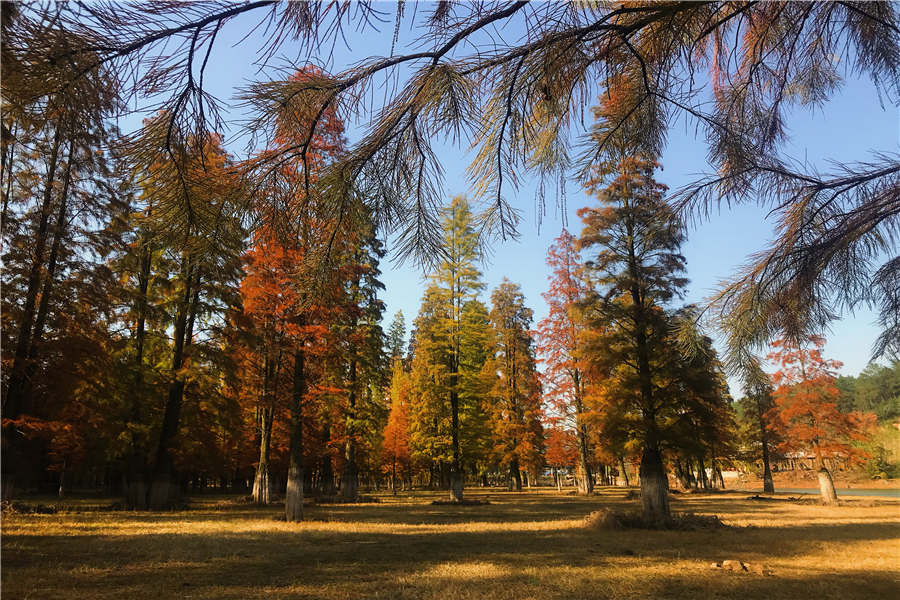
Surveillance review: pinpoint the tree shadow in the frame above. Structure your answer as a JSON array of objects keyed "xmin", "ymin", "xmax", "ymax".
[{"xmin": 3, "ymin": 492, "xmax": 898, "ymax": 599}]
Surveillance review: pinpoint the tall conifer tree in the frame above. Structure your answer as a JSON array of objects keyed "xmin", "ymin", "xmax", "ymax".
[{"xmin": 578, "ymin": 156, "xmax": 687, "ymax": 523}]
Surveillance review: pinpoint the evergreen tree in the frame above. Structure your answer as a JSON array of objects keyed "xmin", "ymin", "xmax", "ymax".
[
  {"xmin": 408, "ymin": 284, "xmax": 453, "ymax": 487},
  {"xmin": 386, "ymin": 310, "xmax": 407, "ymax": 364},
  {"xmin": 458, "ymin": 299, "xmax": 493, "ymax": 482},
  {"xmin": 423, "ymin": 196, "xmax": 485, "ymax": 501},
  {"xmin": 737, "ymin": 381, "xmax": 778, "ymax": 494},
  {"xmin": 577, "ymin": 155, "xmax": 687, "ymax": 523},
  {"xmin": 483, "ymin": 280, "xmax": 544, "ymax": 491},
  {"xmin": 338, "ymin": 228, "xmax": 387, "ymax": 501}
]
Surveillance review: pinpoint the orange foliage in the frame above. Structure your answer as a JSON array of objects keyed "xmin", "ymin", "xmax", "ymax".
[
  {"xmin": 767, "ymin": 336, "xmax": 876, "ymax": 467},
  {"xmin": 544, "ymin": 427, "xmax": 578, "ymax": 468}
]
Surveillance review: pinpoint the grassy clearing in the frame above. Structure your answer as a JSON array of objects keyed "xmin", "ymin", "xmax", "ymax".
[{"xmin": 3, "ymin": 488, "xmax": 899, "ymax": 599}]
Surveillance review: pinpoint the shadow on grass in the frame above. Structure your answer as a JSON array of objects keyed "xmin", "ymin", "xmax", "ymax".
[{"xmin": 3, "ymin": 490, "xmax": 899, "ymax": 599}]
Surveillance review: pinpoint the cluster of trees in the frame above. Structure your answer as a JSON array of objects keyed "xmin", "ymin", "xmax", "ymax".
[
  {"xmin": 736, "ymin": 355, "xmax": 899, "ymax": 493},
  {"xmin": 381, "ymin": 196, "xmax": 544, "ymax": 500},
  {"xmin": 3, "ymin": 1, "xmax": 896, "ymax": 525},
  {"xmin": 1, "ymin": 53, "xmax": 394, "ymax": 520}
]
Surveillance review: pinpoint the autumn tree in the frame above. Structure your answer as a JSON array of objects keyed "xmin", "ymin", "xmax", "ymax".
[
  {"xmin": 577, "ymin": 155, "xmax": 688, "ymax": 523},
  {"xmin": 767, "ymin": 336, "xmax": 876, "ymax": 504},
  {"xmin": 537, "ymin": 230, "xmax": 594, "ymax": 494},
  {"xmin": 483, "ymin": 280, "xmax": 544, "ymax": 491},
  {"xmin": 254, "ymin": 64, "xmax": 347, "ymax": 522},
  {"xmin": 382, "ymin": 362, "xmax": 412, "ymax": 494},
  {"xmin": 235, "ymin": 228, "xmax": 305, "ymax": 504},
  {"xmin": 544, "ymin": 427, "xmax": 578, "ymax": 491}
]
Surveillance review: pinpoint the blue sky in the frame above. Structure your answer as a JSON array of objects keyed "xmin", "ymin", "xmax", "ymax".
[{"xmin": 119, "ymin": 4, "xmax": 898, "ymax": 395}]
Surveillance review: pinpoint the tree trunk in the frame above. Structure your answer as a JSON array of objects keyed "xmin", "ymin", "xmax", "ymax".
[
  {"xmin": 1, "ymin": 119, "xmax": 18, "ymax": 235},
  {"xmin": 817, "ymin": 468, "xmax": 838, "ymax": 503},
  {"xmin": 252, "ymin": 406, "xmax": 274, "ymax": 504},
  {"xmin": 572, "ymin": 374, "xmax": 594, "ymax": 495},
  {"xmin": 673, "ymin": 457, "xmax": 686, "ymax": 489},
  {"xmin": 22, "ymin": 139, "xmax": 75, "ymax": 405},
  {"xmin": 640, "ymin": 446, "xmax": 670, "ymax": 525},
  {"xmin": 449, "ymin": 386, "xmax": 463, "ymax": 502},
  {"xmin": 391, "ymin": 460, "xmax": 397, "ymax": 496},
  {"xmin": 715, "ymin": 465, "xmax": 725, "ymax": 489},
  {"xmin": 340, "ymin": 359, "xmax": 359, "ymax": 502},
  {"xmin": 125, "ymin": 225, "xmax": 152, "ymax": 510},
  {"xmin": 756, "ymin": 400, "xmax": 775, "ymax": 494},
  {"xmin": 285, "ymin": 340, "xmax": 306, "ymax": 521},
  {"xmin": 147, "ymin": 258, "xmax": 197, "ymax": 509},
  {"xmin": 319, "ymin": 423, "xmax": 335, "ymax": 496},
  {"xmin": 817, "ymin": 465, "xmax": 838, "ymax": 504},
  {"xmin": 58, "ymin": 466, "xmax": 66, "ymax": 499},
  {"xmin": 697, "ymin": 456, "xmax": 709, "ymax": 490},
  {"xmin": 4, "ymin": 125, "xmax": 63, "ymax": 420},
  {"xmin": 619, "ymin": 456, "xmax": 630, "ymax": 487},
  {"xmin": 510, "ymin": 457, "xmax": 522, "ymax": 492},
  {"xmin": 575, "ymin": 444, "xmax": 593, "ymax": 495}
]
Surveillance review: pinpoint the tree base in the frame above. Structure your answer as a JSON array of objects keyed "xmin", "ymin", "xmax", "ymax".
[
  {"xmin": 817, "ymin": 467, "xmax": 838, "ymax": 504},
  {"xmin": 639, "ymin": 447, "xmax": 670, "ymax": 524}
]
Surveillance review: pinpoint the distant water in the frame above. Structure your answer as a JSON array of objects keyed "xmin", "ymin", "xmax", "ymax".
[{"xmin": 763, "ymin": 487, "xmax": 900, "ymax": 498}]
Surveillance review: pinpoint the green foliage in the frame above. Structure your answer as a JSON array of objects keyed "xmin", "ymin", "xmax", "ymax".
[
  {"xmin": 836, "ymin": 362, "xmax": 900, "ymax": 422},
  {"xmin": 386, "ymin": 310, "xmax": 407, "ymax": 363}
]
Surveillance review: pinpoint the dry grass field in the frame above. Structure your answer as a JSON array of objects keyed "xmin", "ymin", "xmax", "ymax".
[{"xmin": 3, "ymin": 488, "xmax": 899, "ymax": 599}]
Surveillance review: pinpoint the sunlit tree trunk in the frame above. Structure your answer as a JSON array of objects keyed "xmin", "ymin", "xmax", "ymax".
[
  {"xmin": 574, "ymin": 379, "xmax": 594, "ymax": 495},
  {"xmin": 252, "ymin": 405, "xmax": 274, "ymax": 504},
  {"xmin": 815, "ymin": 446, "xmax": 838, "ymax": 504},
  {"xmin": 640, "ymin": 446, "xmax": 670, "ymax": 525}
]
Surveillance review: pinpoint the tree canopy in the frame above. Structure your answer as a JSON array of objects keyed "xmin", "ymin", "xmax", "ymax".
[{"xmin": 4, "ymin": 1, "xmax": 898, "ymax": 369}]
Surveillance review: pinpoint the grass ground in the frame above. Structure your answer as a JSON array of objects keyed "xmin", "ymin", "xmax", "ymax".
[{"xmin": 3, "ymin": 488, "xmax": 899, "ymax": 599}]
